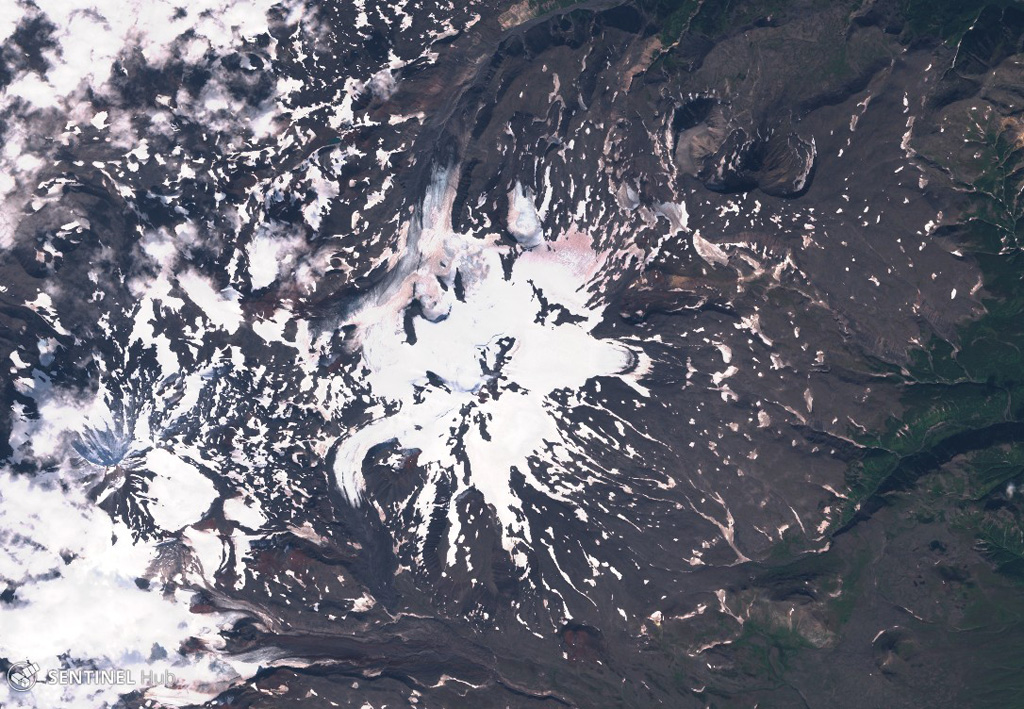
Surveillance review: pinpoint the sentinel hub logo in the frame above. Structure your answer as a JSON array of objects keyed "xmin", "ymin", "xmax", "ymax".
[
  {"xmin": 6, "ymin": 661, "xmax": 176, "ymax": 692},
  {"xmin": 7, "ymin": 661, "xmax": 39, "ymax": 692}
]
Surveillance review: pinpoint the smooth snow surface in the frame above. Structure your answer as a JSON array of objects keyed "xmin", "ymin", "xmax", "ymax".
[{"xmin": 334, "ymin": 166, "xmax": 646, "ymax": 557}]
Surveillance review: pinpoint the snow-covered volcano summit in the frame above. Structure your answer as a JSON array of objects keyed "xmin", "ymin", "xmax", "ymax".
[{"xmin": 0, "ymin": 0, "xmax": 1003, "ymax": 706}]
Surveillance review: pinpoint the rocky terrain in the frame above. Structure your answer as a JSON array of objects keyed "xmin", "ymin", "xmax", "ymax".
[{"xmin": 1, "ymin": 0, "xmax": 1023, "ymax": 706}]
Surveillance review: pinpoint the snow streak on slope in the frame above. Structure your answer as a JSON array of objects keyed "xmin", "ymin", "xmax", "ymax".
[{"xmin": 334, "ymin": 165, "xmax": 651, "ymax": 569}]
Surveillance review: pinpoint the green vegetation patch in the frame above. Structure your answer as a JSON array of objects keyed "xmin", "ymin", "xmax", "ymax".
[
  {"xmin": 837, "ymin": 112, "xmax": 1024, "ymax": 581},
  {"xmin": 900, "ymin": 0, "xmax": 1021, "ymax": 44}
]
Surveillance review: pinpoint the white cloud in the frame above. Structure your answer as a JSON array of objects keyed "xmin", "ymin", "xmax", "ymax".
[
  {"xmin": 0, "ymin": 469, "xmax": 247, "ymax": 708},
  {"xmin": 246, "ymin": 227, "xmax": 304, "ymax": 289}
]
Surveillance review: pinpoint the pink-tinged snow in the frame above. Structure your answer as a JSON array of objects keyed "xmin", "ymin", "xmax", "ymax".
[{"xmin": 333, "ymin": 166, "xmax": 650, "ymax": 563}]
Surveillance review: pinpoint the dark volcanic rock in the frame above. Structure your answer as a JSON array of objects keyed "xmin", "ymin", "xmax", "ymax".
[{"xmin": 1, "ymin": 1, "xmax": 1023, "ymax": 708}]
